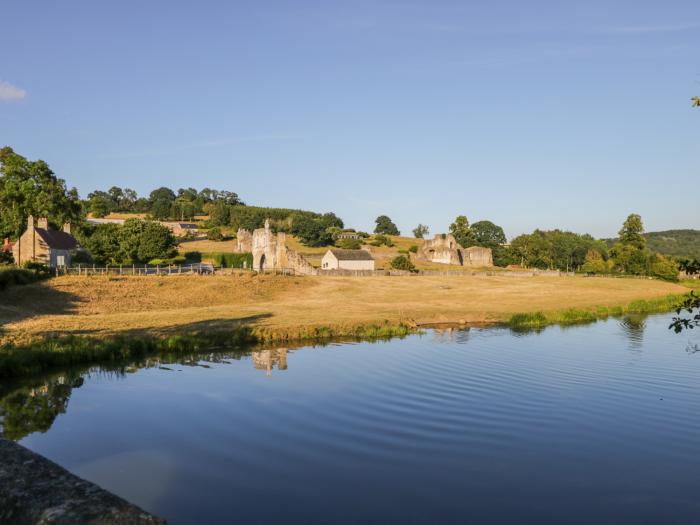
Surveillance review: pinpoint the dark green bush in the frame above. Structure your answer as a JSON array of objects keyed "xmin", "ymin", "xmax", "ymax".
[
  {"xmin": 207, "ymin": 227, "xmax": 224, "ymax": 241},
  {"xmin": 336, "ymin": 238, "xmax": 361, "ymax": 250},
  {"xmin": 390, "ymin": 255, "xmax": 416, "ymax": 272},
  {"xmin": 204, "ymin": 252, "xmax": 253, "ymax": 268},
  {"xmin": 0, "ymin": 266, "xmax": 48, "ymax": 290}
]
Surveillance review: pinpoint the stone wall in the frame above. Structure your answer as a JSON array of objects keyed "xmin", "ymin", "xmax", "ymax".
[
  {"xmin": 0, "ymin": 438, "xmax": 165, "ymax": 524},
  {"xmin": 417, "ymin": 233, "xmax": 493, "ymax": 267},
  {"xmin": 235, "ymin": 228, "xmax": 253, "ymax": 253},
  {"xmin": 250, "ymin": 220, "xmax": 317, "ymax": 275}
]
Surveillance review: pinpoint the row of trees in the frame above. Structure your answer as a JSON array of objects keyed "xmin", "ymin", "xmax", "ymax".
[
  {"xmin": 75, "ymin": 219, "xmax": 178, "ymax": 265},
  {"xmin": 507, "ymin": 214, "xmax": 679, "ymax": 280},
  {"xmin": 87, "ymin": 186, "xmax": 244, "ymax": 220}
]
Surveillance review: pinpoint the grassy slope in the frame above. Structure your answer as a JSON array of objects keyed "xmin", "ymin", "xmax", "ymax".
[{"xmin": 0, "ymin": 273, "xmax": 687, "ymax": 345}]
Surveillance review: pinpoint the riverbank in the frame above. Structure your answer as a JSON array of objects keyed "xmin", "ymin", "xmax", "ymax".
[{"xmin": 0, "ymin": 273, "xmax": 691, "ymax": 378}]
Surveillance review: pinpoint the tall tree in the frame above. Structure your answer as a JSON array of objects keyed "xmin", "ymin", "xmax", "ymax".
[
  {"xmin": 0, "ymin": 147, "xmax": 82, "ymax": 239},
  {"xmin": 618, "ymin": 213, "xmax": 646, "ymax": 249},
  {"xmin": 374, "ymin": 215, "xmax": 400, "ymax": 235},
  {"xmin": 412, "ymin": 224, "xmax": 429, "ymax": 239},
  {"xmin": 471, "ymin": 220, "xmax": 506, "ymax": 247},
  {"xmin": 449, "ymin": 215, "xmax": 475, "ymax": 247}
]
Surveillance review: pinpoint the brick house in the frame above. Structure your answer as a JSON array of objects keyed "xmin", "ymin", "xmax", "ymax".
[{"xmin": 12, "ymin": 216, "xmax": 79, "ymax": 268}]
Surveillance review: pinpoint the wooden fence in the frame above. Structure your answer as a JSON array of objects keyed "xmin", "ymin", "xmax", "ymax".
[{"xmin": 56, "ymin": 264, "xmax": 299, "ymax": 277}]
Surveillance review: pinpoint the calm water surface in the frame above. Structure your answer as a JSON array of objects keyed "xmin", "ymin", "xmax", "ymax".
[{"xmin": 2, "ymin": 314, "xmax": 700, "ymax": 524}]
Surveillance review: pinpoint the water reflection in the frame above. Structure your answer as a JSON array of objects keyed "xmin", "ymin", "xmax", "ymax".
[
  {"xmin": 252, "ymin": 348, "xmax": 288, "ymax": 375},
  {"xmin": 618, "ymin": 315, "xmax": 647, "ymax": 350},
  {"xmin": 0, "ymin": 372, "xmax": 84, "ymax": 441}
]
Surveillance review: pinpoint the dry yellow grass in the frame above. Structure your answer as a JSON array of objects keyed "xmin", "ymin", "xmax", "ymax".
[
  {"xmin": 178, "ymin": 238, "xmax": 239, "ymax": 254},
  {"xmin": 0, "ymin": 273, "xmax": 687, "ymax": 344}
]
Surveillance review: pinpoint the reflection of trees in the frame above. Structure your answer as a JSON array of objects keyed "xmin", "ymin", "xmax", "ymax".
[
  {"xmin": 0, "ymin": 374, "xmax": 84, "ymax": 441},
  {"xmin": 619, "ymin": 315, "xmax": 646, "ymax": 349}
]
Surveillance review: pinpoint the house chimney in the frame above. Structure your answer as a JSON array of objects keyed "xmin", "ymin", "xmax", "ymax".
[
  {"xmin": 27, "ymin": 215, "xmax": 34, "ymax": 229},
  {"xmin": 63, "ymin": 222, "xmax": 71, "ymax": 234},
  {"xmin": 37, "ymin": 217, "xmax": 48, "ymax": 229}
]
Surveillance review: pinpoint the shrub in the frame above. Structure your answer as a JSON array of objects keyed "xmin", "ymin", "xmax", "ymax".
[
  {"xmin": 207, "ymin": 227, "xmax": 224, "ymax": 241},
  {"xmin": 408, "ymin": 245, "xmax": 418, "ymax": 253},
  {"xmin": 390, "ymin": 255, "xmax": 416, "ymax": 272},
  {"xmin": 336, "ymin": 238, "xmax": 362, "ymax": 250},
  {"xmin": 204, "ymin": 252, "xmax": 253, "ymax": 268},
  {"xmin": 0, "ymin": 266, "xmax": 49, "ymax": 290},
  {"xmin": 148, "ymin": 255, "xmax": 187, "ymax": 266},
  {"xmin": 370, "ymin": 234, "xmax": 394, "ymax": 247}
]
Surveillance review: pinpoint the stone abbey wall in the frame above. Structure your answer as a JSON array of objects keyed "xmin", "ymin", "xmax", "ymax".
[
  {"xmin": 417, "ymin": 233, "xmax": 493, "ymax": 267},
  {"xmin": 239, "ymin": 220, "xmax": 317, "ymax": 275}
]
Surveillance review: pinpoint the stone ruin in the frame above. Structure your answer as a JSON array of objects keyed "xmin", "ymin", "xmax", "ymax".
[
  {"xmin": 417, "ymin": 233, "xmax": 493, "ymax": 267},
  {"xmin": 236, "ymin": 220, "xmax": 317, "ymax": 275}
]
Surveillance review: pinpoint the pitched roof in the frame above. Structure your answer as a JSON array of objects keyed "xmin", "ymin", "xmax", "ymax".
[
  {"xmin": 329, "ymin": 249, "xmax": 374, "ymax": 261},
  {"xmin": 35, "ymin": 228, "xmax": 78, "ymax": 250}
]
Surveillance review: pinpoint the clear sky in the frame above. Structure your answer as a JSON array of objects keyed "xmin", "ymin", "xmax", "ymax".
[{"xmin": 1, "ymin": 0, "xmax": 698, "ymax": 239}]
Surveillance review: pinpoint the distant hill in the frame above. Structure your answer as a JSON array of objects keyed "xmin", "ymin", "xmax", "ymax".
[
  {"xmin": 606, "ymin": 230, "xmax": 700, "ymax": 260},
  {"xmin": 644, "ymin": 230, "xmax": 700, "ymax": 260}
]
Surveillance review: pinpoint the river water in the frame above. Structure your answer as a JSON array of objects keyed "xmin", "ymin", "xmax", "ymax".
[{"xmin": 2, "ymin": 314, "xmax": 700, "ymax": 524}]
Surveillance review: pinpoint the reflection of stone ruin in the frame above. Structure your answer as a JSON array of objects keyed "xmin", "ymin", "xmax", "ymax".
[
  {"xmin": 236, "ymin": 220, "xmax": 317, "ymax": 275},
  {"xmin": 417, "ymin": 234, "xmax": 493, "ymax": 267},
  {"xmin": 252, "ymin": 348, "xmax": 288, "ymax": 376}
]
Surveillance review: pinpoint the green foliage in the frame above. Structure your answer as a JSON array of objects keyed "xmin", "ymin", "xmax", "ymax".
[
  {"xmin": 641, "ymin": 230, "xmax": 700, "ymax": 260},
  {"xmin": 648, "ymin": 253, "xmax": 680, "ymax": 281},
  {"xmin": 471, "ymin": 220, "xmax": 507, "ymax": 247},
  {"xmin": 580, "ymin": 249, "xmax": 610, "ymax": 274},
  {"xmin": 370, "ymin": 234, "xmax": 394, "ymax": 247},
  {"xmin": 147, "ymin": 255, "xmax": 186, "ymax": 265},
  {"xmin": 88, "ymin": 195, "xmax": 110, "ymax": 218},
  {"xmin": 607, "ymin": 214, "xmax": 679, "ymax": 280},
  {"xmin": 508, "ymin": 294, "xmax": 686, "ymax": 331},
  {"xmin": 290, "ymin": 212, "xmax": 343, "ymax": 247},
  {"xmin": 510, "ymin": 229, "xmax": 606, "ymax": 271},
  {"xmin": 336, "ymin": 238, "xmax": 362, "ymax": 250},
  {"xmin": 207, "ymin": 201, "xmax": 230, "ymax": 227},
  {"xmin": 0, "ymin": 266, "xmax": 49, "ymax": 291},
  {"xmin": 692, "ymin": 96, "xmax": 700, "ymax": 107},
  {"xmin": 670, "ymin": 291, "xmax": 700, "ymax": 332},
  {"xmin": 408, "ymin": 245, "xmax": 418, "ymax": 253},
  {"xmin": 390, "ymin": 255, "xmax": 416, "ymax": 272},
  {"xmin": 0, "ymin": 329, "xmax": 257, "ymax": 380},
  {"xmin": 618, "ymin": 213, "xmax": 646, "ymax": 249},
  {"xmin": 0, "ymin": 147, "xmax": 82, "ymax": 240},
  {"xmin": 412, "ymin": 224, "xmax": 429, "ymax": 239},
  {"xmin": 0, "ymin": 249, "xmax": 14, "ymax": 265},
  {"xmin": 374, "ymin": 215, "xmax": 400, "ymax": 235},
  {"xmin": 204, "ymin": 252, "xmax": 253, "ymax": 268},
  {"xmin": 449, "ymin": 215, "xmax": 475, "ymax": 247},
  {"xmin": 150, "ymin": 198, "xmax": 172, "ymax": 220},
  {"xmin": 207, "ymin": 227, "xmax": 224, "ymax": 241},
  {"xmin": 75, "ymin": 220, "xmax": 177, "ymax": 264},
  {"xmin": 75, "ymin": 223, "xmax": 121, "ymax": 265}
]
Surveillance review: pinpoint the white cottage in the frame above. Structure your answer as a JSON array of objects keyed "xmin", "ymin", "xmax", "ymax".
[{"xmin": 321, "ymin": 249, "xmax": 375, "ymax": 271}]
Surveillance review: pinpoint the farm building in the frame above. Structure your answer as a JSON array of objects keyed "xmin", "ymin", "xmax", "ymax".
[
  {"xmin": 12, "ymin": 216, "xmax": 79, "ymax": 268},
  {"xmin": 160, "ymin": 222, "xmax": 199, "ymax": 237},
  {"xmin": 321, "ymin": 249, "xmax": 375, "ymax": 271}
]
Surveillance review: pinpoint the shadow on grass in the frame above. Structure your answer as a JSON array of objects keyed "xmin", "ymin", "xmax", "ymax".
[{"xmin": 0, "ymin": 281, "xmax": 82, "ymax": 336}]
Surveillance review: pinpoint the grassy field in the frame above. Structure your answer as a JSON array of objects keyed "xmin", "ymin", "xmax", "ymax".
[{"xmin": 0, "ymin": 273, "xmax": 688, "ymax": 345}]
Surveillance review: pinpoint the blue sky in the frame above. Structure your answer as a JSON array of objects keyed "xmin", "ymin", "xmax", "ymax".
[{"xmin": 1, "ymin": 0, "xmax": 698, "ymax": 239}]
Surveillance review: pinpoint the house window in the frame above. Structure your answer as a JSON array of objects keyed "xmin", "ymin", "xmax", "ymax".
[{"xmin": 57, "ymin": 255, "xmax": 66, "ymax": 267}]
